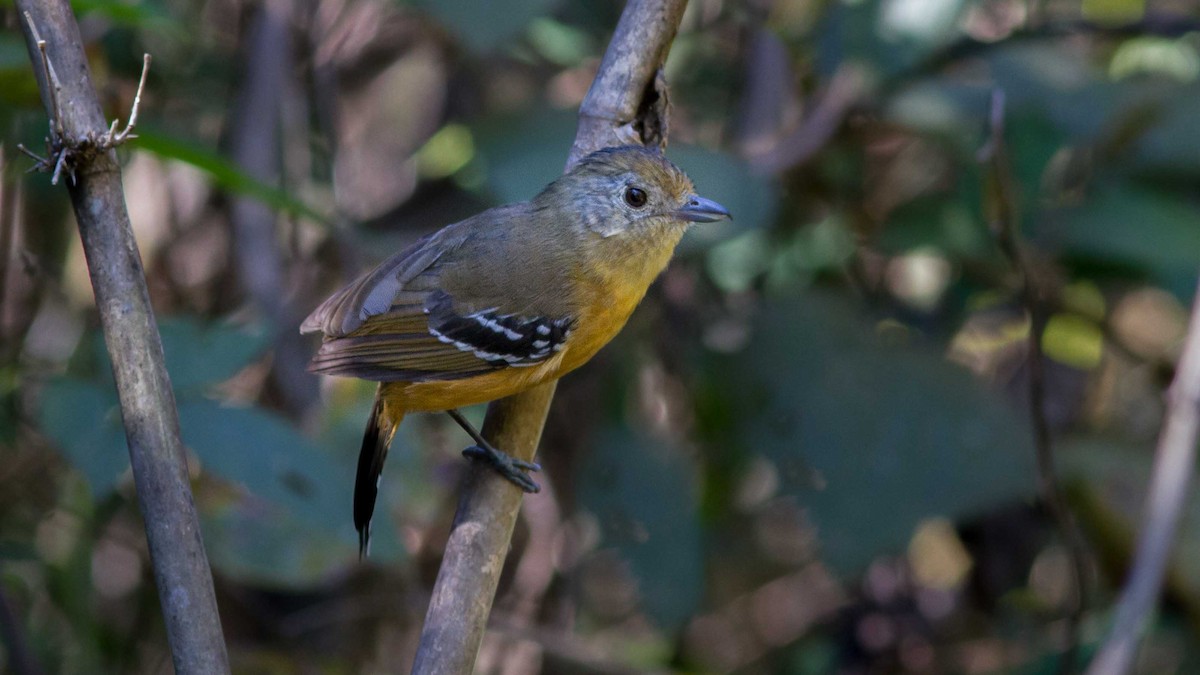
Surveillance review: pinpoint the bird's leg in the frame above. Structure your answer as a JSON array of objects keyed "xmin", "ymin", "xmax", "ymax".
[{"xmin": 446, "ymin": 409, "xmax": 541, "ymax": 493}]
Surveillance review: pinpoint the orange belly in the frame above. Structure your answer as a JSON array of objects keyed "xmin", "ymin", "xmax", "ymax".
[{"xmin": 384, "ymin": 355, "xmax": 563, "ymax": 412}]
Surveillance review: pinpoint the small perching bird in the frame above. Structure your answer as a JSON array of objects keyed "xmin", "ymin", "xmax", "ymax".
[{"xmin": 302, "ymin": 145, "xmax": 731, "ymax": 554}]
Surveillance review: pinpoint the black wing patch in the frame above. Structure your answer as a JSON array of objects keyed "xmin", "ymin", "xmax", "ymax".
[{"xmin": 425, "ymin": 290, "xmax": 574, "ymax": 367}]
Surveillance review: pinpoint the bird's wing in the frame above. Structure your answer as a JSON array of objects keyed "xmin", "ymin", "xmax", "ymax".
[{"xmin": 302, "ymin": 206, "xmax": 575, "ymax": 382}]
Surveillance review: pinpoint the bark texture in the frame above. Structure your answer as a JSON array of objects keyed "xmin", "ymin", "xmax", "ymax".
[{"xmin": 14, "ymin": 2, "xmax": 229, "ymax": 672}]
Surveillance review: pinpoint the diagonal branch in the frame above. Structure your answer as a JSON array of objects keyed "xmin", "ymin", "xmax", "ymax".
[
  {"xmin": 410, "ymin": 2, "xmax": 689, "ymax": 673},
  {"xmin": 567, "ymin": 0, "xmax": 688, "ymax": 167},
  {"xmin": 14, "ymin": 1, "xmax": 229, "ymax": 673},
  {"xmin": 1085, "ymin": 274, "xmax": 1200, "ymax": 674}
]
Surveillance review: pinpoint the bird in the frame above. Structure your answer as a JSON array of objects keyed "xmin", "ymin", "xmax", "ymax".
[{"xmin": 301, "ymin": 145, "xmax": 731, "ymax": 554}]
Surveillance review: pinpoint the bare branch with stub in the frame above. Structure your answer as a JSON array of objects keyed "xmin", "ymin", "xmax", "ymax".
[{"xmin": 17, "ymin": 11, "xmax": 150, "ymax": 185}]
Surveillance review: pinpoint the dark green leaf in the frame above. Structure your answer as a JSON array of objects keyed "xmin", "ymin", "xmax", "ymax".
[
  {"xmin": 578, "ymin": 429, "xmax": 702, "ymax": 633},
  {"xmin": 476, "ymin": 108, "xmax": 575, "ymax": 204},
  {"xmin": 720, "ymin": 291, "xmax": 1037, "ymax": 574},
  {"xmin": 1129, "ymin": 83, "xmax": 1200, "ymax": 171},
  {"xmin": 200, "ymin": 496, "xmax": 354, "ymax": 587},
  {"xmin": 817, "ymin": 0, "xmax": 969, "ymax": 81},
  {"xmin": 313, "ymin": 382, "xmax": 427, "ymax": 563},
  {"xmin": 672, "ymin": 145, "xmax": 776, "ymax": 253},
  {"xmin": 0, "ymin": 32, "xmax": 32, "ymax": 70},
  {"xmin": 416, "ymin": 0, "xmax": 559, "ymax": 52},
  {"xmin": 73, "ymin": 0, "xmax": 182, "ymax": 32},
  {"xmin": 179, "ymin": 399, "xmax": 348, "ymax": 533},
  {"xmin": 82, "ymin": 318, "xmax": 270, "ymax": 396},
  {"xmin": 157, "ymin": 318, "xmax": 271, "ymax": 394},
  {"xmin": 38, "ymin": 379, "xmax": 127, "ymax": 497},
  {"xmin": 181, "ymin": 399, "xmax": 375, "ymax": 583},
  {"xmin": 877, "ymin": 192, "xmax": 992, "ymax": 258},
  {"xmin": 1037, "ymin": 185, "xmax": 1200, "ymax": 299}
]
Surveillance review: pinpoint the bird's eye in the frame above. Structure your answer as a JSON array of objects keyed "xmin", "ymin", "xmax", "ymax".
[{"xmin": 623, "ymin": 186, "xmax": 648, "ymax": 208}]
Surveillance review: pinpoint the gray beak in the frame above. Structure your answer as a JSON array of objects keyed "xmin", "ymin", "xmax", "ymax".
[{"xmin": 676, "ymin": 195, "xmax": 731, "ymax": 223}]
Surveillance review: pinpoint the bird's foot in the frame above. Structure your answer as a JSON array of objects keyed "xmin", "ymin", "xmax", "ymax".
[{"xmin": 462, "ymin": 444, "xmax": 541, "ymax": 493}]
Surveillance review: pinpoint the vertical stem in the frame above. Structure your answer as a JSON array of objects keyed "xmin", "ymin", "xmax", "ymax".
[
  {"xmin": 14, "ymin": 1, "xmax": 229, "ymax": 672},
  {"xmin": 228, "ymin": 0, "xmax": 319, "ymax": 415},
  {"xmin": 981, "ymin": 90, "xmax": 1089, "ymax": 673}
]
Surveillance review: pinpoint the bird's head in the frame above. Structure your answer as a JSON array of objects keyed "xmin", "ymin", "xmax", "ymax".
[{"xmin": 533, "ymin": 145, "xmax": 731, "ymax": 239}]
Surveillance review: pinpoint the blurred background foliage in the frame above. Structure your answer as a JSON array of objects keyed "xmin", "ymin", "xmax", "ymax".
[{"xmin": 2, "ymin": 0, "xmax": 1200, "ymax": 672}]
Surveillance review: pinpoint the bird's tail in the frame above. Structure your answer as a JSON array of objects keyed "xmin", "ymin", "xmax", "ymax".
[{"xmin": 354, "ymin": 386, "xmax": 401, "ymax": 557}]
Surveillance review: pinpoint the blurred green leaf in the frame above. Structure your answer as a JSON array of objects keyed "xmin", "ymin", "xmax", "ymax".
[
  {"xmin": 1038, "ymin": 184, "xmax": 1200, "ymax": 299},
  {"xmin": 135, "ymin": 130, "xmax": 331, "ymax": 225},
  {"xmin": 894, "ymin": 42, "xmax": 1126, "ymax": 147},
  {"xmin": 0, "ymin": 32, "xmax": 31, "ymax": 70},
  {"xmin": 38, "ymin": 378, "xmax": 127, "ymax": 497},
  {"xmin": 158, "ymin": 318, "xmax": 270, "ymax": 394},
  {"xmin": 200, "ymin": 497, "xmax": 353, "ymax": 587},
  {"xmin": 672, "ymin": 144, "xmax": 777, "ymax": 252},
  {"xmin": 416, "ymin": 0, "xmax": 559, "ymax": 52},
  {"xmin": 82, "ymin": 318, "xmax": 269, "ymax": 395},
  {"xmin": 179, "ymin": 400, "xmax": 348, "ymax": 534},
  {"xmin": 526, "ymin": 17, "xmax": 593, "ymax": 66},
  {"xmin": 878, "ymin": 193, "xmax": 992, "ymax": 258},
  {"xmin": 313, "ymin": 381, "xmax": 426, "ymax": 562},
  {"xmin": 817, "ymin": 0, "xmax": 969, "ymax": 80},
  {"xmin": 180, "ymin": 399, "xmax": 373, "ymax": 583},
  {"xmin": 476, "ymin": 108, "xmax": 575, "ymax": 203},
  {"xmin": 786, "ymin": 637, "xmax": 840, "ymax": 675},
  {"xmin": 1128, "ymin": 83, "xmax": 1200, "ymax": 171},
  {"xmin": 719, "ymin": 291, "xmax": 1037, "ymax": 574},
  {"xmin": 705, "ymin": 215, "xmax": 855, "ymax": 293},
  {"xmin": 73, "ymin": 0, "xmax": 182, "ymax": 32},
  {"xmin": 0, "ymin": 33, "xmax": 42, "ymax": 113},
  {"xmin": 38, "ymin": 321, "xmax": 367, "ymax": 580},
  {"xmin": 578, "ymin": 429, "xmax": 702, "ymax": 633}
]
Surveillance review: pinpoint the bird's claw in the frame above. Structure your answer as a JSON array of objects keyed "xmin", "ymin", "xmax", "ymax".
[{"xmin": 462, "ymin": 445, "xmax": 541, "ymax": 493}]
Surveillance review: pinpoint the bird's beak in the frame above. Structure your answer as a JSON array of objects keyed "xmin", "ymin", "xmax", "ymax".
[{"xmin": 676, "ymin": 195, "xmax": 731, "ymax": 223}]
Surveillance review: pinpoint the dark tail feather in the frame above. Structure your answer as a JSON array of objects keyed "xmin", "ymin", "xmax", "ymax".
[{"xmin": 354, "ymin": 388, "xmax": 399, "ymax": 558}]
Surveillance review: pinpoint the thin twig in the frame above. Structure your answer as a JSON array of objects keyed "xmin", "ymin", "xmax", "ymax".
[
  {"xmin": 105, "ymin": 53, "xmax": 151, "ymax": 145},
  {"xmin": 15, "ymin": 144, "xmax": 49, "ymax": 167},
  {"xmin": 980, "ymin": 88, "xmax": 1090, "ymax": 674},
  {"xmin": 747, "ymin": 63, "xmax": 871, "ymax": 173},
  {"xmin": 23, "ymin": 13, "xmax": 62, "ymax": 140},
  {"xmin": 51, "ymin": 149, "xmax": 68, "ymax": 186},
  {"xmin": 1085, "ymin": 274, "xmax": 1200, "ymax": 673}
]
